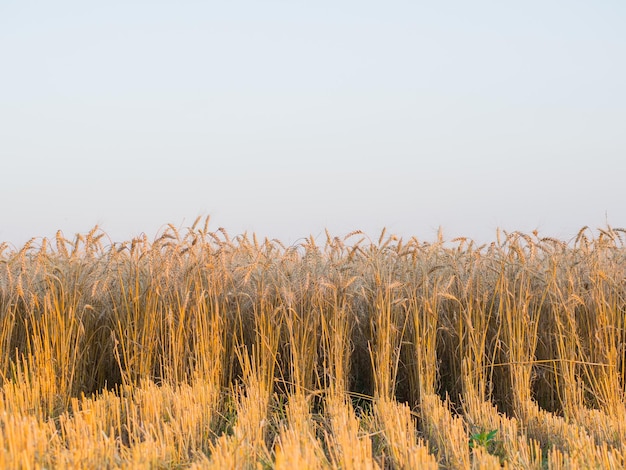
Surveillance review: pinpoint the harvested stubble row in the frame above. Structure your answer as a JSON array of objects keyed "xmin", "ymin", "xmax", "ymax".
[{"xmin": 1, "ymin": 220, "xmax": 625, "ymax": 468}]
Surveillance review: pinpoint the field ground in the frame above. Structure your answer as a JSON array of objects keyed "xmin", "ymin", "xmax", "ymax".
[{"xmin": 1, "ymin": 220, "xmax": 626, "ymax": 468}]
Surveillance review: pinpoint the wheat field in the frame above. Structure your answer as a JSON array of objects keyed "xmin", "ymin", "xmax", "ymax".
[{"xmin": 1, "ymin": 218, "xmax": 625, "ymax": 468}]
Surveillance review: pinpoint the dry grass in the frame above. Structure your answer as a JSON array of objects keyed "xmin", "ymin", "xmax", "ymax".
[{"xmin": 1, "ymin": 219, "xmax": 625, "ymax": 468}]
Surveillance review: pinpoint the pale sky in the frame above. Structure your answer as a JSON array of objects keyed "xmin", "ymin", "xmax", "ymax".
[{"xmin": 1, "ymin": 1, "xmax": 625, "ymax": 247}]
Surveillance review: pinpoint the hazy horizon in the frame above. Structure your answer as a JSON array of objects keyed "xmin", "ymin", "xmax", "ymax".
[{"xmin": 2, "ymin": 1, "xmax": 624, "ymax": 247}]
